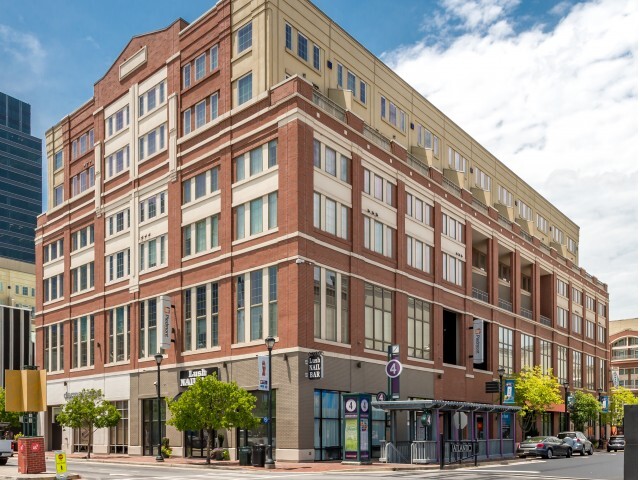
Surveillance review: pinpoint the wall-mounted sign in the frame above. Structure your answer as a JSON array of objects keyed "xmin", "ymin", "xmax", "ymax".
[
  {"xmin": 159, "ymin": 295, "xmax": 172, "ymax": 350},
  {"xmin": 308, "ymin": 352, "xmax": 323, "ymax": 380},
  {"xmin": 258, "ymin": 355, "xmax": 269, "ymax": 391},
  {"xmin": 179, "ymin": 367, "xmax": 218, "ymax": 388},
  {"xmin": 472, "ymin": 318, "xmax": 484, "ymax": 364}
]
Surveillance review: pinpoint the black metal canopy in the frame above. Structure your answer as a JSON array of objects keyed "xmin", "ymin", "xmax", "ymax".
[{"xmin": 372, "ymin": 399, "xmax": 521, "ymax": 413}]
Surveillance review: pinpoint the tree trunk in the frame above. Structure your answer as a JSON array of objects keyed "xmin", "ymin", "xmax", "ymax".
[
  {"xmin": 87, "ymin": 425, "xmax": 92, "ymax": 459},
  {"xmin": 206, "ymin": 428, "xmax": 213, "ymax": 465}
]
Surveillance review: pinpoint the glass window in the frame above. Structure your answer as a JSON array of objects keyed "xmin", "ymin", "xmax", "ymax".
[
  {"xmin": 297, "ymin": 33, "xmax": 308, "ymax": 61},
  {"xmin": 238, "ymin": 73, "xmax": 253, "ymax": 105},
  {"xmin": 238, "ymin": 22, "xmax": 252, "ymax": 53},
  {"xmin": 408, "ymin": 297, "xmax": 431, "ymax": 359},
  {"xmin": 210, "ymin": 45, "xmax": 219, "ymax": 70},
  {"xmin": 364, "ymin": 283, "xmax": 392, "ymax": 352}
]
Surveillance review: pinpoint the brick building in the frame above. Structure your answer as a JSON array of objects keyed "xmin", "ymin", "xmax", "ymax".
[
  {"xmin": 610, "ymin": 319, "xmax": 638, "ymax": 395},
  {"xmin": 36, "ymin": 0, "xmax": 609, "ymax": 460}
]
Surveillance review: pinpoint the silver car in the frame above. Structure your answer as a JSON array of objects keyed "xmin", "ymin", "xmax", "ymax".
[
  {"xmin": 517, "ymin": 436, "xmax": 573, "ymax": 459},
  {"xmin": 557, "ymin": 431, "xmax": 594, "ymax": 456}
]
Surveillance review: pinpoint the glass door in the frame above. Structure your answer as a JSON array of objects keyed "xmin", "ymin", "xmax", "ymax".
[{"xmin": 142, "ymin": 398, "xmax": 165, "ymax": 456}]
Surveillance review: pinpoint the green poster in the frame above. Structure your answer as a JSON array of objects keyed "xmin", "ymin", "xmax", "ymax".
[{"xmin": 345, "ymin": 418, "xmax": 358, "ymax": 452}]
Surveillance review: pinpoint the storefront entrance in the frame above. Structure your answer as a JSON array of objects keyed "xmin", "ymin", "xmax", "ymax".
[
  {"xmin": 142, "ymin": 398, "xmax": 165, "ymax": 456},
  {"xmin": 49, "ymin": 407, "xmax": 62, "ymax": 451},
  {"xmin": 185, "ymin": 429, "xmax": 214, "ymax": 458}
]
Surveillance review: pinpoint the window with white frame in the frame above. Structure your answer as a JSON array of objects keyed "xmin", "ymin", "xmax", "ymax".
[
  {"xmin": 447, "ymin": 147, "xmax": 466, "ymax": 173},
  {"xmin": 518, "ymin": 200, "xmax": 533, "ymax": 221},
  {"xmin": 536, "ymin": 213, "xmax": 548, "ymax": 233},
  {"xmin": 210, "ymin": 92, "xmax": 219, "ymax": 121},
  {"xmin": 313, "ymin": 140, "xmax": 350, "ymax": 183},
  {"xmin": 194, "ymin": 100, "xmax": 206, "ymax": 129},
  {"xmin": 71, "ymin": 315, "xmax": 94, "ymax": 369},
  {"xmin": 598, "ymin": 324, "xmax": 606, "ymax": 343},
  {"xmin": 474, "ymin": 167, "xmax": 491, "ymax": 191},
  {"xmin": 567, "ymin": 237, "xmax": 577, "ymax": 254},
  {"xmin": 106, "ymin": 249, "xmax": 130, "ymax": 283},
  {"xmin": 407, "ymin": 297, "xmax": 431, "ymax": 360},
  {"xmin": 285, "ymin": 23, "xmax": 292, "ymax": 50},
  {"xmin": 498, "ymin": 185, "xmax": 513, "ymax": 207},
  {"xmin": 540, "ymin": 339, "xmax": 552, "ymax": 374},
  {"xmin": 234, "ymin": 192, "xmax": 278, "ymax": 240},
  {"xmin": 195, "ymin": 53, "xmax": 206, "ymax": 81},
  {"xmin": 364, "ymin": 282, "xmax": 392, "ymax": 352},
  {"xmin": 71, "ymin": 166, "xmax": 95, "ymax": 197},
  {"xmin": 551, "ymin": 226, "xmax": 564, "ymax": 243},
  {"xmin": 572, "ymin": 287, "xmax": 583, "ymax": 305},
  {"xmin": 183, "ymin": 167, "xmax": 220, "ymax": 204},
  {"xmin": 573, "ymin": 350, "xmax": 582, "ymax": 388},
  {"xmin": 234, "ymin": 141, "xmax": 277, "ymax": 183},
  {"xmin": 557, "ymin": 279, "xmax": 569, "ymax": 297},
  {"xmin": 406, "ymin": 193, "xmax": 433, "ymax": 226},
  {"xmin": 210, "ymin": 44, "xmax": 219, "ymax": 70},
  {"xmin": 105, "ymin": 145, "xmax": 130, "ymax": 179},
  {"xmin": 106, "ymin": 105, "xmax": 129, "ymax": 137},
  {"xmin": 43, "ymin": 273, "xmax": 64, "ymax": 302},
  {"xmin": 138, "ymin": 124, "xmax": 166, "ymax": 161},
  {"xmin": 44, "ymin": 238, "xmax": 64, "ymax": 263},
  {"xmin": 498, "ymin": 326, "xmax": 514, "ymax": 374},
  {"xmin": 72, "ymin": 129, "xmax": 94, "ymax": 159},
  {"xmin": 415, "ymin": 124, "xmax": 439, "ymax": 155},
  {"xmin": 599, "ymin": 358, "xmax": 606, "ymax": 390},
  {"xmin": 237, "ymin": 22, "xmax": 252, "ymax": 53},
  {"xmin": 363, "ymin": 168, "xmax": 395, "ymax": 206},
  {"xmin": 235, "ymin": 266, "xmax": 278, "ymax": 343},
  {"xmin": 71, "ymin": 261, "xmax": 94, "ymax": 294},
  {"xmin": 572, "ymin": 313, "xmax": 582, "ymax": 335},
  {"xmin": 138, "ymin": 298, "xmax": 159, "ymax": 358},
  {"xmin": 183, "ymin": 215, "xmax": 219, "ymax": 257},
  {"xmin": 442, "ymin": 252, "xmax": 463, "ymax": 286},
  {"xmin": 314, "ymin": 44, "xmax": 321, "ymax": 71},
  {"xmin": 139, "ymin": 191, "xmax": 166, "ymax": 223},
  {"xmin": 297, "ymin": 32, "xmax": 308, "ymax": 61},
  {"xmin": 557, "ymin": 346, "xmax": 568, "ymax": 384},
  {"xmin": 139, "ymin": 80, "xmax": 166, "ymax": 117},
  {"xmin": 442, "ymin": 212, "xmax": 465, "ymax": 243},
  {"xmin": 407, "ymin": 236, "xmax": 433, "ymax": 274},
  {"xmin": 139, "ymin": 235, "xmax": 167, "ymax": 272},
  {"xmin": 363, "ymin": 216, "xmax": 394, "ymax": 257},
  {"xmin": 54, "ymin": 185, "xmax": 64, "ymax": 207},
  {"xmin": 183, "ymin": 109, "xmax": 191, "ymax": 135},
  {"xmin": 106, "ymin": 209, "xmax": 130, "ymax": 237},
  {"xmin": 43, "ymin": 322, "xmax": 64, "ymax": 373},
  {"xmin": 184, "ymin": 282, "xmax": 220, "ymax": 351},
  {"xmin": 585, "ymin": 295, "xmax": 595, "ymax": 311},
  {"xmin": 237, "ymin": 72, "xmax": 253, "ymax": 105},
  {"xmin": 183, "ymin": 63, "xmax": 191, "ymax": 89},
  {"xmin": 557, "ymin": 306, "xmax": 568, "ymax": 328},
  {"xmin": 521, "ymin": 334, "xmax": 534, "ymax": 369},
  {"xmin": 54, "ymin": 150, "xmax": 63, "ymax": 171},
  {"xmin": 313, "ymin": 192, "xmax": 349, "ymax": 240},
  {"xmin": 313, "ymin": 267, "xmax": 349, "ymax": 343},
  {"xmin": 108, "ymin": 306, "xmax": 130, "ymax": 363},
  {"xmin": 380, "ymin": 96, "xmax": 405, "ymax": 131},
  {"xmin": 597, "ymin": 302, "xmax": 607, "ymax": 317},
  {"xmin": 585, "ymin": 320, "xmax": 595, "ymax": 339}
]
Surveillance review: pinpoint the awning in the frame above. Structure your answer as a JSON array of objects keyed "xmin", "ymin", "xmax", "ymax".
[{"xmin": 372, "ymin": 399, "xmax": 521, "ymax": 413}]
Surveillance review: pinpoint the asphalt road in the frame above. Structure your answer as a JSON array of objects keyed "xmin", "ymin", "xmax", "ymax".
[{"xmin": 0, "ymin": 450, "xmax": 626, "ymax": 480}]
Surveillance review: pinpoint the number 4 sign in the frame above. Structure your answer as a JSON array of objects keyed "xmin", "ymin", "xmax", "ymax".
[{"xmin": 385, "ymin": 359, "xmax": 402, "ymax": 378}]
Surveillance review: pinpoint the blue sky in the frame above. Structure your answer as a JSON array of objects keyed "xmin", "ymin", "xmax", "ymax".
[{"xmin": 0, "ymin": 0, "xmax": 636, "ymax": 319}]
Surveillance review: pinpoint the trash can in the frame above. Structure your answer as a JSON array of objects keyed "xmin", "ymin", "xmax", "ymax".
[
  {"xmin": 238, "ymin": 446, "xmax": 252, "ymax": 466},
  {"xmin": 251, "ymin": 444, "xmax": 266, "ymax": 467}
]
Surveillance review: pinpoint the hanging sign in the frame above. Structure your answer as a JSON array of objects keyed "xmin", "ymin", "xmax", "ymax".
[
  {"xmin": 601, "ymin": 395, "xmax": 609, "ymax": 413},
  {"xmin": 179, "ymin": 367, "xmax": 218, "ymax": 388},
  {"xmin": 611, "ymin": 367, "xmax": 620, "ymax": 388},
  {"xmin": 258, "ymin": 355, "xmax": 269, "ymax": 391},
  {"xmin": 307, "ymin": 352, "xmax": 323, "ymax": 380},
  {"xmin": 472, "ymin": 318, "xmax": 484, "ymax": 364},
  {"xmin": 503, "ymin": 379, "xmax": 516, "ymax": 405},
  {"xmin": 159, "ymin": 295, "xmax": 172, "ymax": 350}
]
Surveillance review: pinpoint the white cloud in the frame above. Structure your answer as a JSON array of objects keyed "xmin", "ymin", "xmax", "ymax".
[
  {"xmin": 0, "ymin": 24, "xmax": 46, "ymax": 92},
  {"xmin": 383, "ymin": 0, "xmax": 638, "ymax": 319}
]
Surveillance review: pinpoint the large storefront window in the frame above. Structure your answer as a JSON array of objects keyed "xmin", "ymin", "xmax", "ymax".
[
  {"xmin": 73, "ymin": 427, "xmax": 90, "ymax": 453},
  {"xmin": 110, "ymin": 400, "xmax": 129, "ymax": 453},
  {"xmin": 237, "ymin": 391, "xmax": 276, "ymax": 448},
  {"xmin": 142, "ymin": 398, "xmax": 166, "ymax": 456}
]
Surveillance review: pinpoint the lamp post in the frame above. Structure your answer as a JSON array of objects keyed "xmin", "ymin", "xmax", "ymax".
[
  {"xmin": 264, "ymin": 336, "xmax": 277, "ymax": 469},
  {"xmin": 597, "ymin": 388, "xmax": 603, "ymax": 446},
  {"xmin": 497, "ymin": 368, "xmax": 505, "ymax": 405},
  {"xmin": 154, "ymin": 353, "xmax": 164, "ymax": 462},
  {"xmin": 563, "ymin": 382, "xmax": 570, "ymax": 431}
]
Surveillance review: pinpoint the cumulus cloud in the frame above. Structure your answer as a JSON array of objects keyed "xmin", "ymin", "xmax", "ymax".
[
  {"xmin": 383, "ymin": 0, "xmax": 638, "ymax": 318},
  {"xmin": 0, "ymin": 24, "xmax": 46, "ymax": 92}
]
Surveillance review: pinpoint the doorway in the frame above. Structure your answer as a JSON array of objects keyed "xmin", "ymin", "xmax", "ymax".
[
  {"xmin": 142, "ymin": 398, "xmax": 166, "ymax": 456},
  {"xmin": 49, "ymin": 407, "xmax": 62, "ymax": 451},
  {"xmin": 442, "ymin": 309, "xmax": 459, "ymax": 365}
]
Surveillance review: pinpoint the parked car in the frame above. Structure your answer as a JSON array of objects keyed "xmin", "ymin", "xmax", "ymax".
[
  {"xmin": 517, "ymin": 436, "xmax": 573, "ymax": 459},
  {"xmin": 557, "ymin": 431, "xmax": 594, "ymax": 455},
  {"xmin": 607, "ymin": 435, "xmax": 625, "ymax": 452},
  {"xmin": 0, "ymin": 440, "xmax": 14, "ymax": 466}
]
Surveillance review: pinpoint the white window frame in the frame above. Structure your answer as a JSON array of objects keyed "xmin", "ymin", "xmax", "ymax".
[
  {"xmin": 106, "ymin": 106, "xmax": 129, "ymax": 138},
  {"xmin": 43, "ymin": 322, "xmax": 64, "ymax": 373},
  {"xmin": 139, "ymin": 235, "xmax": 167, "ymax": 273},
  {"xmin": 106, "ymin": 248, "xmax": 131, "ymax": 283},
  {"xmin": 71, "ymin": 261, "xmax": 94, "ymax": 294},
  {"xmin": 138, "ymin": 124, "xmax": 166, "ymax": 161},
  {"xmin": 406, "ymin": 236, "xmax": 433, "ymax": 273},
  {"xmin": 105, "ymin": 145, "xmax": 130, "ymax": 179},
  {"xmin": 313, "ymin": 266, "xmax": 349, "ymax": 344},
  {"xmin": 442, "ymin": 252, "xmax": 463, "ymax": 286},
  {"xmin": 363, "ymin": 216, "xmax": 394, "ymax": 257},
  {"xmin": 235, "ymin": 266, "xmax": 278, "ymax": 343},
  {"xmin": 107, "ymin": 306, "xmax": 130, "ymax": 364}
]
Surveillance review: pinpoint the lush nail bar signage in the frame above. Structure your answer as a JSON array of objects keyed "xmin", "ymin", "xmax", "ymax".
[{"xmin": 179, "ymin": 367, "xmax": 218, "ymax": 388}]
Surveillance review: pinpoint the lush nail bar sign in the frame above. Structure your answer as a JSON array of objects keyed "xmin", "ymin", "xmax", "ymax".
[
  {"xmin": 179, "ymin": 367, "xmax": 218, "ymax": 388},
  {"xmin": 307, "ymin": 352, "xmax": 323, "ymax": 380}
]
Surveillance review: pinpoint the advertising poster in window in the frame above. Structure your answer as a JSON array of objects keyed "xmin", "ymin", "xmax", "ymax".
[
  {"xmin": 344, "ymin": 418, "xmax": 358, "ymax": 459},
  {"xmin": 359, "ymin": 419, "xmax": 369, "ymax": 460}
]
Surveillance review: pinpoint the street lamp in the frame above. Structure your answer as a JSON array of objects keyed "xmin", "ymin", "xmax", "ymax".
[
  {"xmin": 497, "ymin": 368, "xmax": 505, "ymax": 405},
  {"xmin": 264, "ymin": 336, "xmax": 277, "ymax": 469},
  {"xmin": 597, "ymin": 388, "xmax": 603, "ymax": 446},
  {"xmin": 563, "ymin": 382, "xmax": 570, "ymax": 431},
  {"xmin": 154, "ymin": 353, "xmax": 164, "ymax": 462}
]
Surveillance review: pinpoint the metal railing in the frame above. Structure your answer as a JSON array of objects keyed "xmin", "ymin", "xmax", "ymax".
[
  {"xmin": 442, "ymin": 177, "xmax": 461, "ymax": 197},
  {"xmin": 379, "ymin": 440, "xmax": 387, "ymax": 462},
  {"xmin": 312, "ymin": 91, "xmax": 346, "ymax": 122},
  {"xmin": 472, "ymin": 287, "xmax": 489, "ymax": 303},
  {"xmin": 498, "ymin": 298, "xmax": 513, "ymax": 311},
  {"xmin": 497, "ymin": 214, "xmax": 512, "ymax": 229},
  {"xmin": 520, "ymin": 307, "xmax": 533, "ymax": 319},
  {"xmin": 472, "ymin": 198, "xmax": 489, "ymax": 214},
  {"xmin": 487, "ymin": 440, "xmax": 502, "ymax": 457},
  {"xmin": 520, "ymin": 230, "xmax": 533, "ymax": 243},
  {"xmin": 539, "ymin": 243, "xmax": 551, "ymax": 253},
  {"xmin": 363, "ymin": 124, "xmax": 391, "ymax": 152},
  {"xmin": 383, "ymin": 441, "xmax": 411, "ymax": 464},
  {"xmin": 411, "ymin": 441, "xmax": 438, "ymax": 464},
  {"xmin": 406, "ymin": 152, "xmax": 430, "ymax": 177},
  {"xmin": 540, "ymin": 315, "xmax": 552, "ymax": 326}
]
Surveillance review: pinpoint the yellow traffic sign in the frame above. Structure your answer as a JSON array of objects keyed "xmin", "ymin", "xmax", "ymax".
[{"xmin": 55, "ymin": 451, "xmax": 67, "ymax": 474}]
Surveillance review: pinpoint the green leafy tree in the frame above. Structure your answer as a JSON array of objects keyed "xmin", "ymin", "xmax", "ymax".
[
  {"xmin": 167, "ymin": 374, "xmax": 259, "ymax": 464},
  {"xmin": 570, "ymin": 390, "xmax": 601, "ymax": 432},
  {"xmin": 0, "ymin": 387, "xmax": 20, "ymax": 429},
  {"xmin": 602, "ymin": 386, "xmax": 638, "ymax": 428},
  {"xmin": 514, "ymin": 366, "xmax": 563, "ymax": 437},
  {"xmin": 56, "ymin": 389, "xmax": 121, "ymax": 459}
]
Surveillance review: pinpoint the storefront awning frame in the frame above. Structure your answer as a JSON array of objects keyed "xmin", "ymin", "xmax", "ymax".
[{"xmin": 372, "ymin": 399, "xmax": 521, "ymax": 414}]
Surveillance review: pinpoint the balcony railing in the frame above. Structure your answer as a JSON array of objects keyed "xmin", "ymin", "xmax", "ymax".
[
  {"xmin": 520, "ymin": 307, "xmax": 533, "ymax": 319},
  {"xmin": 442, "ymin": 177, "xmax": 461, "ymax": 197},
  {"xmin": 363, "ymin": 124, "xmax": 391, "ymax": 152},
  {"xmin": 520, "ymin": 230, "xmax": 533, "ymax": 243},
  {"xmin": 498, "ymin": 298, "xmax": 513, "ymax": 311},
  {"xmin": 406, "ymin": 152, "xmax": 430, "ymax": 177},
  {"xmin": 497, "ymin": 214, "xmax": 512, "ymax": 229},
  {"xmin": 472, "ymin": 287, "xmax": 489, "ymax": 303},
  {"xmin": 472, "ymin": 198, "xmax": 489, "ymax": 215},
  {"xmin": 312, "ymin": 91, "xmax": 346, "ymax": 122},
  {"xmin": 540, "ymin": 315, "xmax": 552, "ymax": 327},
  {"xmin": 539, "ymin": 243, "xmax": 551, "ymax": 253}
]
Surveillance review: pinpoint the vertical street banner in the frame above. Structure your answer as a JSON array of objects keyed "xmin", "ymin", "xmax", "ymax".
[
  {"xmin": 258, "ymin": 355, "xmax": 269, "ymax": 391},
  {"xmin": 472, "ymin": 318, "xmax": 484, "ymax": 364},
  {"xmin": 611, "ymin": 367, "xmax": 620, "ymax": 388},
  {"xmin": 503, "ymin": 379, "xmax": 516, "ymax": 405},
  {"xmin": 601, "ymin": 395, "xmax": 609, "ymax": 413},
  {"xmin": 159, "ymin": 295, "xmax": 172, "ymax": 350}
]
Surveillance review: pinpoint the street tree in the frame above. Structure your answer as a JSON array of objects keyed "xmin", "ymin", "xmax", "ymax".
[
  {"xmin": 166, "ymin": 374, "xmax": 259, "ymax": 464},
  {"xmin": 0, "ymin": 387, "xmax": 20, "ymax": 429},
  {"xmin": 569, "ymin": 390, "xmax": 601, "ymax": 432},
  {"xmin": 602, "ymin": 386, "xmax": 638, "ymax": 428},
  {"xmin": 56, "ymin": 389, "xmax": 121, "ymax": 459},
  {"xmin": 514, "ymin": 366, "xmax": 563, "ymax": 437}
]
